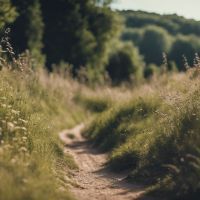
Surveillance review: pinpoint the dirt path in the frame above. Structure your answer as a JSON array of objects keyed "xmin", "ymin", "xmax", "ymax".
[{"xmin": 59, "ymin": 124, "xmax": 151, "ymax": 200}]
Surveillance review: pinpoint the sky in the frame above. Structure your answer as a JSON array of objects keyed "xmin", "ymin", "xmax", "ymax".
[{"xmin": 111, "ymin": 0, "xmax": 200, "ymax": 20}]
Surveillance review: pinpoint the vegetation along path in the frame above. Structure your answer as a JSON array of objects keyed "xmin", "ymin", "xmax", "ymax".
[{"xmin": 60, "ymin": 124, "xmax": 151, "ymax": 200}]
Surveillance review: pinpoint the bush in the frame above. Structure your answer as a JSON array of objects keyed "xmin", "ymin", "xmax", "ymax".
[
  {"xmin": 106, "ymin": 43, "xmax": 144, "ymax": 84},
  {"xmin": 0, "ymin": 0, "xmax": 17, "ymax": 29},
  {"xmin": 74, "ymin": 93, "xmax": 111, "ymax": 113},
  {"xmin": 144, "ymin": 64, "xmax": 159, "ymax": 79},
  {"xmin": 169, "ymin": 35, "xmax": 200, "ymax": 71},
  {"xmin": 121, "ymin": 28, "xmax": 143, "ymax": 46},
  {"xmin": 139, "ymin": 25, "xmax": 172, "ymax": 66}
]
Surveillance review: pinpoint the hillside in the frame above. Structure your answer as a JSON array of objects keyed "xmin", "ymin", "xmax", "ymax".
[
  {"xmin": 120, "ymin": 10, "xmax": 200, "ymax": 70},
  {"xmin": 1, "ymin": 1, "xmax": 200, "ymax": 200},
  {"xmin": 121, "ymin": 10, "xmax": 200, "ymax": 36},
  {"xmin": 1, "ymin": 52, "xmax": 199, "ymax": 200}
]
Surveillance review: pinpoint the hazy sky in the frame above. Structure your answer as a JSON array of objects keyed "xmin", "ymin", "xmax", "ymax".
[{"xmin": 111, "ymin": 0, "xmax": 200, "ymax": 20}]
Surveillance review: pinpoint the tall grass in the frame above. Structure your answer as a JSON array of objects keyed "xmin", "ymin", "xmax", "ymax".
[
  {"xmin": 83, "ymin": 66, "xmax": 200, "ymax": 199},
  {"xmin": 0, "ymin": 58, "xmax": 86, "ymax": 200}
]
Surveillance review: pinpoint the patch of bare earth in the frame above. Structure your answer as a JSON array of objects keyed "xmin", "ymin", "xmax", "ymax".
[{"xmin": 59, "ymin": 124, "xmax": 153, "ymax": 200}]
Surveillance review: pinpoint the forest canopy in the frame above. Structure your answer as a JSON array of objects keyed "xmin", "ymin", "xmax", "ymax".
[
  {"xmin": 121, "ymin": 10, "xmax": 200, "ymax": 71},
  {"xmin": 1, "ymin": 1, "xmax": 200, "ymax": 83}
]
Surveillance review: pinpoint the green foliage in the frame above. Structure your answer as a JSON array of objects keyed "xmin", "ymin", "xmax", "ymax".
[
  {"xmin": 0, "ymin": 0, "xmax": 17, "ymax": 29},
  {"xmin": 26, "ymin": 0, "xmax": 45, "ymax": 64},
  {"xmin": 11, "ymin": 0, "xmax": 45, "ymax": 65},
  {"xmin": 169, "ymin": 35, "xmax": 200, "ymax": 70},
  {"xmin": 122, "ymin": 10, "xmax": 200, "ymax": 37},
  {"xmin": 120, "ymin": 10, "xmax": 200, "ymax": 74},
  {"xmin": 41, "ymin": 0, "xmax": 120, "ymax": 73},
  {"xmin": 0, "ymin": 56, "xmax": 87, "ymax": 199},
  {"xmin": 139, "ymin": 25, "xmax": 172, "ymax": 66},
  {"xmin": 83, "ymin": 67, "xmax": 200, "ymax": 199},
  {"xmin": 6, "ymin": 0, "xmax": 121, "ymax": 82},
  {"xmin": 106, "ymin": 43, "xmax": 144, "ymax": 84}
]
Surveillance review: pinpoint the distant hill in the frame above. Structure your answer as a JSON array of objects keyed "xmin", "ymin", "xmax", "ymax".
[
  {"xmin": 120, "ymin": 10, "xmax": 200, "ymax": 36},
  {"xmin": 119, "ymin": 10, "xmax": 200, "ymax": 70}
]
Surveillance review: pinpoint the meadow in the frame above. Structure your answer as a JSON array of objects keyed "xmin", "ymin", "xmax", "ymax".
[
  {"xmin": 1, "ymin": 1, "xmax": 200, "ymax": 198},
  {"xmin": 82, "ymin": 65, "xmax": 200, "ymax": 199},
  {"xmin": 0, "ymin": 55, "xmax": 87, "ymax": 200},
  {"xmin": 0, "ymin": 36, "xmax": 200, "ymax": 200}
]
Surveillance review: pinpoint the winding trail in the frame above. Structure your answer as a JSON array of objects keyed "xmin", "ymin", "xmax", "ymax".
[{"xmin": 59, "ymin": 124, "xmax": 151, "ymax": 200}]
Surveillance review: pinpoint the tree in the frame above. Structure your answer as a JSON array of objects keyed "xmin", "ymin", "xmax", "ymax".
[
  {"xmin": 169, "ymin": 35, "xmax": 200, "ymax": 71},
  {"xmin": 26, "ymin": 0, "xmax": 44, "ymax": 64},
  {"xmin": 121, "ymin": 28, "xmax": 143, "ymax": 46},
  {"xmin": 0, "ymin": 0, "xmax": 17, "ymax": 29},
  {"xmin": 10, "ymin": 0, "xmax": 44, "ymax": 65},
  {"xmin": 41, "ymin": 0, "xmax": 119, "ymax": 73},
  {"xmin": 144, "ymin": 64, "xmax": 158, "ymax": 79},
  {"xmin": 106, "ymin": 43, "xmax": 144, "ymax": 84},
  {"xmin": 139, "ymin": 25, "xmax": 172, "ymax": 66}
]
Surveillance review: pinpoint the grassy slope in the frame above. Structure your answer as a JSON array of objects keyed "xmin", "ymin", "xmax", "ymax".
[
  {"xmin": 0, "ymin": 68, "xmax": 86, "ymax": 200},
  {"xmin": 82, "ymin": 68, "xmax": 200, "ymax": 199},
  {"xmin": 1, "ymin": 51, "xmax": 200, "ymax": 200}
]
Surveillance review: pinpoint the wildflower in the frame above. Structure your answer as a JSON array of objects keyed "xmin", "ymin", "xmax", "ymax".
[
  {"xmin": 19, "ymin": 146, "xmax": 27, "ymax": 153},
  {"xmin": 19, "ymin": 118, "xmax": 28, "ymax": 124},
  {"xmin": 13, "ymin": 121, "xmax": 18, "ymax": 125},
  {"xmin": 11, "ymin": 158, "xmax": 17, "ymax": 164},
  {"xmin": 180, "ymin": 157, "xmax": 185, "ymax": 162},
  {"xmin": 11, "ymin": 109, "xmax": 20, "ymax": 115},
  {"xmin": 1, "ymin": 104, "xmax": 7, "ymax": 108},
  {"xmin": 7, "ymin": 122, "xmax": 15, "ymax": 132},
  {"xmin": 22, "ymin": 136, "xmax": 27, "ymax": 142},
  {"xmin": 21, "ymin": 127, "xmax": 27, "ymax": 132},
  {"xmin": 22, "ymin": 179, "xmax": 28, "ymax": 184}
]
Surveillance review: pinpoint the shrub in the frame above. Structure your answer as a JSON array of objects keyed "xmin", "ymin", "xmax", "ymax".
[
  {"xmin": 106, "ymin": 43, "xmax": 144, "ymax": 84},
  {"xmin": 0, "ymin": 0, "xmax": 17, "ymax": 29},
  {"xmin": 169, "ymin": 35, "xmax": 200, "ymax": 71},
  {"xmin": 144, "ymin": 64, "xmax": 159, "ymax": 79},
  {"xmin": 139, "ymin": 25, "xmax": 172, "ymax": 66}
]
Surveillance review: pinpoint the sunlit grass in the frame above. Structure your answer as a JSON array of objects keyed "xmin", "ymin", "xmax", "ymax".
[
  {"xmin": 82, "ymin": 66, "xmax": 200, "ymax": 199},
  {"xmin": 0, "ymin": 66, "xmax": 86, "ymax": 200}
]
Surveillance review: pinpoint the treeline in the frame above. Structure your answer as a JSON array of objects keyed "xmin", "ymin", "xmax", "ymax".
[
  {"xmin": 1, "ymin": 1, "xmax": 200, "ymax": 84},
  {"xmin": 1, "ymin": 0, "xmax": 121, "ymax": 83},
  {"xmin": 123, "ymin": 10, "xmax": 200, "ymax": 36},
  {"xmin": 121, "ymin": 10, "xmax": 200, "ymax": 72}
]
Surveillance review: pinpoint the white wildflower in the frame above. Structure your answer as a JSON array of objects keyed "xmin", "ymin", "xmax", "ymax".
[
  {"xmin": 11, "ymin": 110, "xmax": 20, "ymax": 115},
  {"xmin": 21, "ymin": 127, "xmax": 27, "ymax": 132},
  {"xmin": 7, "ymin": 122, "xmax": 15, "ymax": 132},
  {"xmin": 19, "ymin": 119, "xmax": 28, "ymax": 124},
  {"xmin": 19, "ymin": 147, "xmax": 27, "ymax": 153},
  {"xmin": 22, "ymin": 136, "xmax": 27, "ymax": 142}
]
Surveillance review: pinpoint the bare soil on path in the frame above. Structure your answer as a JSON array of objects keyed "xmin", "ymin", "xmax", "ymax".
[{"xmin": 59, "ymin": 124, "xmax": 153, "ymax": 200}]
